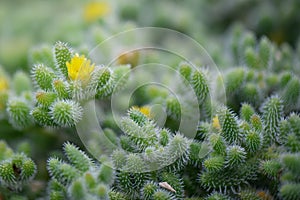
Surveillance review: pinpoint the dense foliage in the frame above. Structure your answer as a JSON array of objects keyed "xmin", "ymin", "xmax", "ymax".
[{"xmin": 1, "ymin": 0, "xmax": 300, "ymax": 199}]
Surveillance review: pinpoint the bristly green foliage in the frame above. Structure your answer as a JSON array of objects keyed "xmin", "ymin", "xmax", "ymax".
[
  {"xmin": 0, "ymin": 141, "xmax": 36, "ymax": 195},
  {"xmin": 225, "ymin": 145, "xmax": 246, "ymax": 167},
  {"xmin": 244, "ymin": 130, "xmax": 262, "ymax": 153},
  {"xmin": 1, "ymin": 20, "xmax": 300, "ymax": 199},
  {"xmin": 261, "ymin": 96, "xmax": 283, "ymax": 146},
  {"xmin": 10, "ymin": 42, "xmax": 131, "ymax": 129},
  {"xmin": 260, "ymin": 159, "xmax": 281, "ymax": 178},
  {"xmin": 50, "ymin": 100, "xmax": 83, "ymax": 127},
  {"xmin": 31, "ymin": 64, "xmax": 56, "ymax": 91},
  {"xmin": 280, "ymin": 183, "xmax": 300, "ymax": 200},
  {"xmin": 7, "ymin": 98, "xmax": 33, "ymax": 130},
  {"xmin": 47, "ymin": 142, "xmax": 114, "ymax": 199},
  {"xmin": 240, "ymin": 103, "xmax": 255, "ymax": 122},
  {"xmin": 54, "ymin": 41, "xmax": 73, "ymax": 78},
  {"xmin": 191, "ymin": 69, "xmax": 209, "ymax": 103},
  {"xmin": 111, "ymin": 108, "xmax": 195, "ymax": 199},
  {"xmin": 219, "ymin": 108, "xmax": 241, "ymax": 144}
]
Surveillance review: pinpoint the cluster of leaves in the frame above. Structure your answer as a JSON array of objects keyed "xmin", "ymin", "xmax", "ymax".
[
  {"xmin": 1, "ymin": 42, "xmax": 131, "ymax": 130},
  {"xmin": 47, "ymin": 142, "xmax": 114, "ymax": 200},
  {"xmin": 110, "ymin": 107, "xmax": 192, "ymax": 199},
  {"xmin": 221, "ymin": 25, "xmax": 300, "ymax": 113},
  {"xmin": 0, "ymin": 141, "xmax": 36, "ymax": 199}
]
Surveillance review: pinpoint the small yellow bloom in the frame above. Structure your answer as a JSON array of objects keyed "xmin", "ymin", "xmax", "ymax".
[
  {"xmin": 0, "ymin": 77, "xmax": 9, "ymax": 92},
  {"xmin": 0, "ymin": 77, "xmax": 9, "ymax": 110},
  {"xmin": 212, "ymin": 115, "xmax": 221, "ymax": 130},
  {"xmin": 66, "ymin": 54, "xmax": 95, "ymax": 85},
  {"xmin": 84, "ymin": 1, "xmax": 110, "ymax": 22},
  {"xmin": 132, "ymin": 106, "xmax": 152, "ymax": 118}
]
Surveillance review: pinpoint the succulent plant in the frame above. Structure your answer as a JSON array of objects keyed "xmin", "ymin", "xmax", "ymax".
[{"xmin": 0, "ymin": 1, "xmax": 300, "ymax": 199}]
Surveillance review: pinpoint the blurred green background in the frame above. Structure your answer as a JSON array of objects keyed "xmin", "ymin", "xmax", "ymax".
[{"xmin": 1, "ymin": 0, "xmax": 300, "ymax": 73}]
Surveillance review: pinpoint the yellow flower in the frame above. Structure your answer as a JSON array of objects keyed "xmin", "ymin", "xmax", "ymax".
[
  {"xmin": 66, "ymin": 54, "xmax": 95, "ymax": 85},
  {"xmin": 0, "ymin": 77, "xmax": 9, "ymax": 92},
  {"xmin": 132, "ymin": 106, "xmax": 152, "ymax": 118},
  {"xmin": 84, "ymin": 1, "xmax": 110, "ymax": 22},
  {"xmin": 212, "ymin": 115, "xmax": 221, "ymax": 130},
  {"xmin": 0, "ymin": 77, "xmax": 9, "ymax": 110}
]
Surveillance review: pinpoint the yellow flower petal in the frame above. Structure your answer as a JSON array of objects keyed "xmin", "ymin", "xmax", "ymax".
[
  {"xmin": 212, "ymin": 115, "xmax": 221, "ymax": 130},
  {"xmin": 0, "ymin": 77, "xmax": 9, "ymax": 92},
  {"xmin": 66, "ymin": 54, "xmax": 95, "ymax": 86},
  {"xmin": 132, "ymin": 106, "xmax": 152, "ymax": 118}
]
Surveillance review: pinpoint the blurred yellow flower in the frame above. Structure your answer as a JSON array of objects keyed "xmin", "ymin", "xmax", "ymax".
[
  {"xmin": 117, "ymin": 51, "xmax": 140, "ymax": 68},
  {"xmin": 84, "ymin": 1, "xmax": 110, "ymax": 22},
  {"xmin": 212, "ymin": 115, "xmax": 221, "ymax": 130},
  {"xmin": 132, "ymin": 106, "xmax": 152, "ymax": 118},
  {"xmin": 66, "ymin": 54, "xmax": 95, "ymax": 85},
  {"xmin": 0, "ymin": 77, "xmax": 9, "ymax": 110},
  {"xmin": 0, "ymin": 77, "xmax": 9, "ymax": 92}
]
